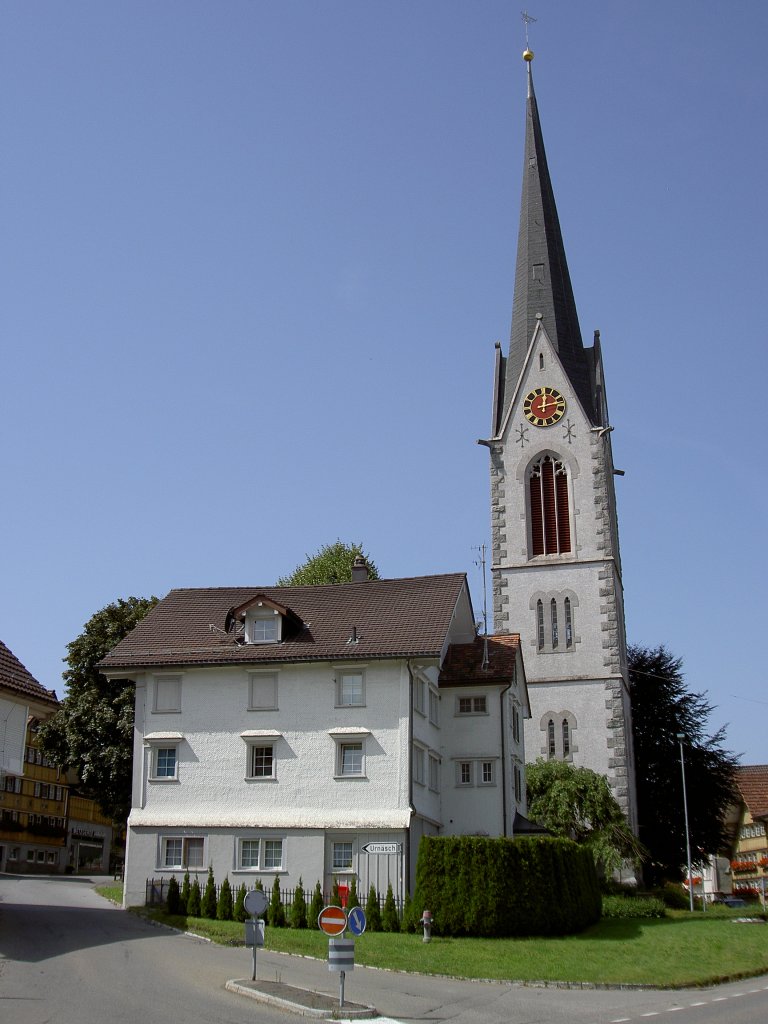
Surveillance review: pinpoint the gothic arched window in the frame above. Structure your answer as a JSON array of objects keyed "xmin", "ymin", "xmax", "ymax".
[
  {"xmin": 529, "ymin": 455, "xmax": 571, "ymax": 555},
  {"xmin": 536, "ymin": 600, "xmax": 545, "ymax": 649},
  {"xmin": 562, "ymin": 718, "xmax": 570, "ymax": 757},
  {"xmin": 547, "ymin": 719, "xmax": 556, "ymax": 758},
  {"xmin": 564, "ymin": 597, "xmax": 573, "ymax": 648},
  {"xmin": 551, "ymin": 598, "xmax": 559, "ymax": 648}
]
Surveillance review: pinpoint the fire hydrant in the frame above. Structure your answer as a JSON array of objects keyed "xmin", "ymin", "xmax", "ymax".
[{"xmin": 420, "ymin": 908, "xmax": 433, "ymax": 943}]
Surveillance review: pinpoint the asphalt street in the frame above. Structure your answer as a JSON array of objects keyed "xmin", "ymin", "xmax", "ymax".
[{"xmin": 1, "ymin": 874, "xmax": 767, "ymax": 1024}]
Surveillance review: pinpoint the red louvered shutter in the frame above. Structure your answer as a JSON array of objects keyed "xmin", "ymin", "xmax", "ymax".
[
  {"xmin": 530, "ymin": 473, "xmax": 544, "ymax": 555},
  {"xmin": 555, "ymin": 468, "xmax": 571, "ymax": 552},
  {"xmin": 542, "ymin": 457, "xmax": 558, "ymax": 554}
]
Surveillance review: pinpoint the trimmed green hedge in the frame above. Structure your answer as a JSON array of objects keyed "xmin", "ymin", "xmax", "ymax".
[{"xmin": 413, "ymin": 835, "xmax": 601, "ymax": 937}]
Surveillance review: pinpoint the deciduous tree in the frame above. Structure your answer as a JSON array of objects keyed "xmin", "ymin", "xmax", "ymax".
[
  {"xmin": 37, "ymin": 596, "xmax": 158, "ymax": 822},
  {"xmin": 629, "ymin": 644, "xmax": 738, "ymax": 886},
  {"xmin": 277, "ymin": 541, "xmax": 378, "ymax": 586},
  {"xmin": 526, "ymin": 758, "xmax": 644, "ymax": 874}
]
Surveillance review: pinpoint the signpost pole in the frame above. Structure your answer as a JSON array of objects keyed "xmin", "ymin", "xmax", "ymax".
[
  {"xmin": 251, "ymin": 916, "xmax": 257, "ymax": 980},
  {"xmin": 339, "ymin": 969, "xmax": 345, "ymax": 1008}
]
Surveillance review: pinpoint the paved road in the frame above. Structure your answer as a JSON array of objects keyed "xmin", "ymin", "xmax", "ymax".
[{"xmin": 1, "ymin": 874, "xmax": 767, "ymax": 1024}]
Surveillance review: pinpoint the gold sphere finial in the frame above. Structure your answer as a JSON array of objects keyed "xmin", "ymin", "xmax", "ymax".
[{"xmin": 523, "ymin": 48, "xmax": 534, "ymax": 62}]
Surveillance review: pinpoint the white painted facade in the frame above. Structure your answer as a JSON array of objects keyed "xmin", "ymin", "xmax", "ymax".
[
  {"xmin": 491, "ymin": 321, "xmax": 637, "ymax": 828},
  {"xmin": 117, "ymin": 582, "xmax": 530, "ymax": 908}
]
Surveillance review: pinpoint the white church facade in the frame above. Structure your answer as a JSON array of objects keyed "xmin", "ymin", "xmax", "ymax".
[{"xmin": 481, "ymin": 52, "xmax": 637, "ymax": 828}]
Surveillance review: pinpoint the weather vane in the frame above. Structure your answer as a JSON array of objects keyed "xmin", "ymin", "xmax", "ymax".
[{"xmin": 521, "ymin": 10, "xmax": 536, "ymax": 60}]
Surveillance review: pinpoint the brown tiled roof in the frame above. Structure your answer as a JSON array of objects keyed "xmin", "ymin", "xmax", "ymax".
[
  {"xmin": 735, "ymin": 765, "xmax": 768, "ymax": 820},
  {"xmin": 438, "ymin": 634, "xmax": 521, "ymax": 686},
  {"xmin": 99, "ymin": 574, "xmax": 469, "ymax": 671},
  {"xmin": 0, "ymin": 640, "xmax": 58, "ymax": 706}
]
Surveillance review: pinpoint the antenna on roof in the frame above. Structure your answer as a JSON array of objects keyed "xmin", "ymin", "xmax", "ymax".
[{"xmin": 473, "ymin": 543, "xmax": 491, "ymax": 670}]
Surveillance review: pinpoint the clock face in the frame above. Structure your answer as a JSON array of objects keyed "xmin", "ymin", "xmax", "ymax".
[{"xmin": 523, "ymin": 387, "xmax": 566, "ymax": 426}]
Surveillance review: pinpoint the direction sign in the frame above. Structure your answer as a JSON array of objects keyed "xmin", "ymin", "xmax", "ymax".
[
  {"xmin": 362, "ymin": 842, "xmax": 401, "ymax": 855},
  {"xmin": 347, "ymin": 906, "xmax": 366, "ymax": 936},
  {"xmin": 318, "ymin": 905, "xmax": 347, "ymax": 936},
  {"xmin": 244, "ymin": 889, "xmax": 269, "ymax": 917}
]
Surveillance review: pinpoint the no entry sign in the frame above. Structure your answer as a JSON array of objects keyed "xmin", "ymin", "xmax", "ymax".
[{"xmin": 318, "ymin": 905, "xmax": 347, "ymax": 936}]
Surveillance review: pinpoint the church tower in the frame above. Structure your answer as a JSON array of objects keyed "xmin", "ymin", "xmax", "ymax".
[{"xmin": 482, "ymin": 51, "xmax": 637, "ymax": 829}]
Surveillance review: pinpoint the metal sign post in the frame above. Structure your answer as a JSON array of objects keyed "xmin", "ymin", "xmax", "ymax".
[
  {"xmin": 328, "ymin": 938, "xmax": 355, "ymax": 1008},
  {"xmin": 243, "ymin": 888, "xmax": 269, "ymax": 980}
]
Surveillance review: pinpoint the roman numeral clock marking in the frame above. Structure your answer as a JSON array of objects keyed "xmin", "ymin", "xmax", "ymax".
[{"xmin": 523, "ymin": 387, "xmax": 566, "ymax": 427}]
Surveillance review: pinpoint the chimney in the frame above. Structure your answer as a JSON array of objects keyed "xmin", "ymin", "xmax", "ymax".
[{"xmin": 351, "ymin": 555, "xmax": 369, "ymax": 582}]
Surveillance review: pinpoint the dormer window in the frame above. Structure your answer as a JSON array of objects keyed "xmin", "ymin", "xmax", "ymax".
[
  {"xmin": 227, "ymin": 594, "xmax": 302, "ymax": 645},
  {"xmin": 250, "ymin": 612, "xmax": 280, "ymax": 644}
]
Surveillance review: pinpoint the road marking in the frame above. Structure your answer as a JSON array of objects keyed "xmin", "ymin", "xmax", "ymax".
[
  {"xmin": 712, "ymin": 997, "xmax": 727, "ymax": 1001},
  {"xmin": 665, "ymin": 1008, "xmax": 683, "ymax": 1012},
  {"xmin": 689, "ymin": 1001, "xmax": 707, "ymax": 1006},
  {"xmin": 610, "ymin": 1018, "xmax": 631, "ymax": 1022},
  {"xmin": 641, "ymin": 1014, "xmax": 659, "ymax": 1018}
]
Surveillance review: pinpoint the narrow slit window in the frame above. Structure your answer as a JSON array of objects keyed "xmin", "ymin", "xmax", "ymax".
[
  {"xmin": 551, "ymin": 598, "xmax": 558, "ymax": 648},
  {"xmin": 536, "ymin": 600, "xmax": 545, "ymax": 649},
  {"xmin": 565, "ymin": 597, "xmax": 573, "ymax": 648},
  {"xmin": 547, "ymin": 719, "xmax": 556, "ymax": 758},
  {"xmin": 562, "ymin": 718, "xmax": 570, "ymax": 757}
]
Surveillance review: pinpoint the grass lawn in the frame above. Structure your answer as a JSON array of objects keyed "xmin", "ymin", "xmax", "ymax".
[{"xmin": 96, "ymin": 887, "xmax": 767, "ymax": 988}]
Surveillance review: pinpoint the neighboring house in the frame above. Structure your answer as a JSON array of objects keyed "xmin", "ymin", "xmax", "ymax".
[
  {"xmin": 99, "ymin": 570, "xmax": 530, "ymax": 908},
  {"xmin": 728, "ymin": 765, "xmax": 768, "ymax": 902},
  {"xmin": 67, "ymin": 793, "xmax": 115, "ymax": 874},
  {"xmin": 481, "ymin": 55, "xmax": 637, "ymax": 827},
  {"xmin": 0, "ymin": 641, "xmax": 61, "ymax": 873}
]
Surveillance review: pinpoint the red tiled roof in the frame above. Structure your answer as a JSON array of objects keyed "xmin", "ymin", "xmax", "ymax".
[
  {"xmin": 735, "ymin": 765, "xmax": 768, "ymax": 820},
  {"xmin": 99, "ymin": 574, "xmax": 469, "ymax": 671},
  {"xmin": 0, "ymin": 640, "xmax": 58, "ymax": 706},
  {"xmin": 439, "ymin": 634, "xmax": 521, "ymax": 686}
]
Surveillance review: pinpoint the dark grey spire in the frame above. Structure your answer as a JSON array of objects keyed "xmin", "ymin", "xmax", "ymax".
[{"xmin": 500, "ymin": 59, "xmax": 597, "ymax": 426}]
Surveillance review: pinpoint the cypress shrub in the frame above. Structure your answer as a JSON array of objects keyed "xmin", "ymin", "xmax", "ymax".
[
  {"xmin": 201, "ymin": 867, "xmax": 217, "ymax": 919},
  {"xmin": 217, "ymin": 877, "xmax": 233, "ymax": 920},
  {"xmin": 187, "ymin": 878, "xmax": 202, "ymax": 917},
  {"xmin": 291, "ymin": 878, "xmax": 308, "ymax": 929},
  {"xmin": 413, "ymin": 835, "xmax": 600, "ymax": 937},
  {"xmin": 234, "ymin": 883, "xmax": 247, "ymax": 922},
  {"xmin": 365, "ymin": 885, "xmax": 382, "ymax": 931},
  {"xmin": 180, "ymin": 871, "xmax": 191, "ymax": 914},
  {"xmin": 402, "ymin": 890, "xmax": 416, "ymax": 933},
  {"xmin": 330, "ymin": 877, "xmax": 342, "ymax": 907},
  {"xmin": 382, "ymin": 883, "xmax": 400, "ymax": 932},
  {"xmin": 346, "ymin": 877, "xmax": 360, "ymax": 911},
  {"xmin": 308, "ymin": 881, "xmax": 324, "ymax": 929},
  {"xmin": 166, "ymin": 876, "xmax": 181, "ymax": 915},
  {"xmin": 268, "ymin": 875, "xmax": 286, "ymax": 927}
]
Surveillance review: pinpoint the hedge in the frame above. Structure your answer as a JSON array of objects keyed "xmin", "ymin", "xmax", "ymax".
[{"xmin": 412, "ymin": 835, "xmax": 601, "ymax": 937}]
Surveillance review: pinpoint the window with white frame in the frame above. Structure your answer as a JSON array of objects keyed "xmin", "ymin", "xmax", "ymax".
[
  {"xmin": 248, "ymin": 672, "xmax": 278, "ymax": 710},
  {"xmin": 457, "ymin": 761, "xmax": 473, "ymax": 786},
  {"xmin": 514, "ymin": 764, "xmax": 523, "ymax": 803},
  {"xmin": 456, "ymin": 758, "xmax": 497, "ymax": 787},
  {"xmin": 26, "ymin": 850, "xmax": 35, "ymax": 862},
  {"xmin": 153, "ymin": 675, "xmax": 182, "ymax": 713},
  {"xmin": 457, "ymin": 695, "xmax": 487, "ymax": 715},
  {"xmin": 152, "ymin": 746, "xmax": 178, "ymax": 780},
  {"xmin": 512, "ymin": 704, "xmax": 521, "ymax": 744},
  {"xmin": 9, "ymin": 847, "xmax": 19, "ymax": 861},
  {"xmin": 428, "ymin": 753, "xmax": 440, "ymax": 792},
  {"xmin": 412, "ymin": 744, "xmax": 425, "ymax": 786},
  {"xmin": 337, "ymin": 671, "xmax": 365, "ymax": 707},
  {"xmin": 239, "ymin": 839, "xmax": 260, "ymax": 868},
  {"xmin": 262, "ymin": 839, "xmax": 283, "ymax": 870},
  {"xmin": 162, "ymin": 836, "xmax": 204, "ymax": 869},
  {"xmin": 338, "ymin": 741, "xmax": 364, "ymax": 777},
  {"xmin": 479, "ymin": 760, "xmax": 496, "ymax": 786},
  {"xmin": 428, "ymin": 687, "xmax": 439, "ymax": 726},
  {"xmin": 247, "ymin": 744, "xmax": 275, "ymax": 779},
  {"xmin": 413, "ymin": 676, "xmax": 426, "ymax": 715},
  {"xmin": 250, "ymin": 613, "xmax": 279, "ymax": 644},
  {"xmin": 332, "ymin": 841, "xmax": 353, "ymax": 870}
]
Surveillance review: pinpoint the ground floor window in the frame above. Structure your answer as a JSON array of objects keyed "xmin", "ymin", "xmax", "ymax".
[
  {"xmin": 332, "ymin": 841, "xmax": 353, "ymax": 870},
  {"xmin": 237, "ymin": 837, "xmax": 284, "ymax": 871},
  {"xmin": 161, "ymin": 836, "xmax": 204, "ymax": 869}
]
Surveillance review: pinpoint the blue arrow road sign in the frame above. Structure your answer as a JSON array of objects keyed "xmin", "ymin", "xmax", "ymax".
[{"xmin": 347, "ymin": 906, "xmax": 367, "ymax": 935}]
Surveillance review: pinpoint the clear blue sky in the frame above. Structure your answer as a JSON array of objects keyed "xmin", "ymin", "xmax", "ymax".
[{"xmin": 2, "ymin": 2, "xmax": 765, "ymax": 765}]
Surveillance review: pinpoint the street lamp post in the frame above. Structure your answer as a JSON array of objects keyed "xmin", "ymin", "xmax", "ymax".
[{"xmin": 677, "ymin": 733, "xmax": 694, "ymax": 912}]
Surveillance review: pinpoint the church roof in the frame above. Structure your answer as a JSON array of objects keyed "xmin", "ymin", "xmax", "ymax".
[{"xmin": 498, "ymin": 56, "xmax": 597, "ymax": 428}]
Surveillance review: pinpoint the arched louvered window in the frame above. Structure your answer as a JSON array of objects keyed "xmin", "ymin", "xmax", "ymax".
[
  {"xmin": 547, "ymin": 719, "xmax": 556, "ymax": 758},
  {"xmin": 529, "ymin": 455, "xmax": 571, "ymax": 555},
  {"xmin": 564, "ymin": 597, "xmax": 573, "ymax": 648},
  {"xmin": 536, "ymin": 600, "xmax": 545, "ymax": 649},
  {"xmin": 562, "ymin": 718, "xmax": 570, "ymax": 757},
  {"xmin": 551, "ymin": 598, "xmax": 558, "ymax": 648}
]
